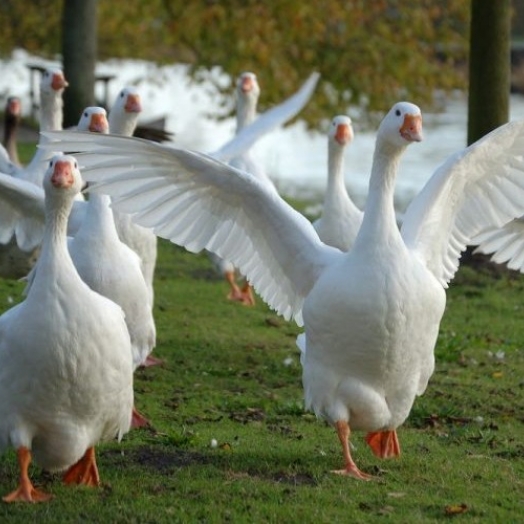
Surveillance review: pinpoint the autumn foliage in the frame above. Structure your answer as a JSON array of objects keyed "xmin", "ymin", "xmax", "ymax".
[{"xmin": 0, "ymin": 1, "xmax": 470, "ymax": 120}]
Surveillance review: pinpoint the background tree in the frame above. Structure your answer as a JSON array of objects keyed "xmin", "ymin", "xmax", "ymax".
[
  {"xmin": 467, "ymin": 0, "xmax": 512, "ymax": 145},
  {"xmin": 0, "ymin": 1, "xmax": 472, "ymax": 125},
  {"xmin": 61, "ymin": 0, "xmax": 97, "ymax": 127}
]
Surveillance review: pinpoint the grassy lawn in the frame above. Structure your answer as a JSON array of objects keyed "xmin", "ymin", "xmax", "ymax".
[
  {"xmin": 0, "ymin": 240, "xmax": 522, "ymax": 523},
  {"xmin": 0, "ymin": 142, "xmax": 522, "ymax": 521}
]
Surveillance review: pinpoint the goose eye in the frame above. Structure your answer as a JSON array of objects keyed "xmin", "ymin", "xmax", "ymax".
[
  {"xmin": 84, "ymin": 111, "xmax": 88, "ymax": 117},
  {"xmin": 49, "ymin": 160, "xmax": 53, "ymax": 167},
  {"xmin": 395, "ymin": 109, "xmax": 401, "ymax": 117},
  {"xmin": 120, "ymin": 91, "xmax": 124, "ymax": 97},
  {"xmin": 74, "ymin": 162, "xmax": 78, "ymax": 168}
]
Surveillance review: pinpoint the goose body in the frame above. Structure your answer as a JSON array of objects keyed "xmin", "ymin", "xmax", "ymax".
[
  {"xmin": 0, "ymin": 155, "xmax": 133, "ymax": 502},
  {"xmin": 313, "ymin": 115, "xmax": 363, "ymax": 251},
  {"xmin": 69, "ymin": 107, "xmax": 156, "ymax": 371},
  {"xmin": 44, "ymin": 102, "xmax": 524, "ymax": 477},
  {"xmin": 108, "ymin": 86, "xmax": 158, "ymax": 305},
  {"xmin": 210, "ymin": 71, "xmax": 305, "ymax": 304}
]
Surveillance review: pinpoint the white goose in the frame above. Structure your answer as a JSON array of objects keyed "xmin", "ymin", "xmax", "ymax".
[
  {"xmin": 10, "ymin": 68, "xmax": 68, "ymax": 186},
  {"xmin": 68, "ymin": 107, "xmax": 156, "ymax": 426},
  {"xmin": 108, "ymin": 86, "xmax": 158, "ymax": 307},
  {"xmin": 209, "ymin": 71, "xmax": 268, "ymax": 305},
  {"xmin": 0, "ymin": 69, "xmax": 68, "ymax": 278},
  {"xmin": 44, "ymin": 102, "xmax": 524, "ymax": 478},
  {"xmin": 0, "ymin": 155, "xmax": 133, "ymax": 502},
  {"xmin": 313, "ymin": 115, "xmax": 362, "ymax": 251},
  {"xmin": 210, "ymin": 71, "xmax": 316, "ymax": 304}
]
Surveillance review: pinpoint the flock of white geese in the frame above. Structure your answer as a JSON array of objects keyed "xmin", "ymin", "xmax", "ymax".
[{"xmin": 1, "ymin": 66, "xmax": 524, "ymax": 500}]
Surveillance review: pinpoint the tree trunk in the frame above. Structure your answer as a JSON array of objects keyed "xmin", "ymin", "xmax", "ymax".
[
  {"xmin": 62, "ymin": 0, "xmax": 97, "ymax": 128},
  {"xmin": 467, "ymin": 0, "xmax": 511, "ymax": 146}
]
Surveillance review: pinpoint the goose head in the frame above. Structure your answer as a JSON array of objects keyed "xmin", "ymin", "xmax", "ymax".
[
  {"xmin": 378, "ymin": 102, "xmax": 423, "ymax": 149},
  {"xmin": 236, "ymin": 72, "xmax": 260, "ymax": 103},
  {"xmin": 44, "ymin": 155, "xmax": 83, "ymax": 196},
  {"xmin": 329, "ymin": 115, "xmax": 354, "ymax": 147},
  {"xmin": 114, "ymin": 86, "xmax": 142, "ymax": 114},
  {"xmin": 40, "ymin": 68, "xmax": 69, "ymax": 95},
  {"xmin": 5, "ymin": 96, "xmax": 21, "ymax": 120},
  {"xmin": 77, "ymin": 107, "xmax": 109, "ymax": 134}
]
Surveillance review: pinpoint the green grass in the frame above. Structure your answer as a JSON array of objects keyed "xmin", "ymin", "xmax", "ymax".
[
  {"xmin": 0, "ymin": 144, "xmax": 523, "ymax": 520},
  {"xmin": 0, "ymin": 241, "xmax": 522, "ymax": 522}
]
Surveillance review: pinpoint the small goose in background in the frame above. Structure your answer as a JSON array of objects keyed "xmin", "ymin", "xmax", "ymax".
[{"xmin": 313, "ymin": 115, "xmax": 362, "ymax": 251}]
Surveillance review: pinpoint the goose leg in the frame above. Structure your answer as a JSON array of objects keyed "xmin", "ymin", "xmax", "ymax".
[
  {"xmin": 365, "ymin": 430, "xmax": 400, "ymax": 458},
  {"xmin": 63, "ymin": 447, "xmax": 100, "ymax": 487},
  {"xmin": 225, "ymin": 270, "xmax": 243, "ymax": 302},
  {"xmin": 131, "ymin": 405, "xmax": 150, "ymax": 428},
  {"xmin": 331, "ymin": 420, "xmax": 373, "ymax": 480},
  {"xmin": 3, "ymin": 447, "xmax": 53, "ymax": 502},
  {"xmin": 240, "ymin": 281, "xmax": 255, "ymax": 306},
  {"xmin": 141, "ymin": 354, "xmax": 164, "ymax": 367}
]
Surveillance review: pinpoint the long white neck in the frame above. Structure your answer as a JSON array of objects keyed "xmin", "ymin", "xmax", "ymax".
[
  {"xmin": 352, "ymin": 139, "xmax": 406, "ymax": 248},
  {"xmin": 29, "ymin": 191, "xmax": 78, "ymax": 296},
  {"xmin": 39, "ymin": 90, "xmax": 64, "ymax": 133},
  {"xmin": 323, "ymin": 141, "xmax": 348, "ymax": 207},
  {"xmin": 236, "ymin": 96, "xmax": 257, "ymax": 133},
  {"xmin": 109, "ymin": 111, "xmax": 138, "ymax": 137},
  {"xmin": 75, "ymin": 192, "xmax": 119, "ymax": 243}
]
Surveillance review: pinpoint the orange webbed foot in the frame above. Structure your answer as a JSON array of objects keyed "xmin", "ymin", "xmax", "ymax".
[
  {"xmin": 365, "ymin": 430, "xmax": 400, "ymax": 458},
  {"xmin": 240, "ymin": 283, "xmax": 255, "ymax": 306},
  {"xmin": 2, "ymin": 447, "xmax": 53, "ymax": 503},
  {"xmin": 141, "ymin": 354, "xmax": 164, "ymax": 367},
  {"xmin": 332, "ymin": 420, "xmax": 375, "ymax": 480},
  {"xmin": 131, "ymin": 405, "xmax": 150, "ymax": 429},
  {"xmin": 331, "ymin": 464, "xmax": 374, "ymax": 480},
  {"xmin": 2, "ymin": 484, "xmax": 53, "ymax": 503},
  {"xmin": 63, "ymin": 447, "xmax": 100, "ymax": 487}
]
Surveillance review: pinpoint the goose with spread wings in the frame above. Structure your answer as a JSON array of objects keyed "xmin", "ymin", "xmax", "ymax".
[{"xmin": 43, "ymin": 102, "xmax": 524, "ymax": 478}]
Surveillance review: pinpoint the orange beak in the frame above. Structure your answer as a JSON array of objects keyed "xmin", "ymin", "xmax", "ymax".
[
  {"xmin": 240, "ymin": 76, "xmax": 254, "ymax": 93},
  {"xmin": 124, "ymin": 93, "xmax": 142, "ymax": 113},
  {"xmin": 400, "ymin": 114, "xmax": 423, "ymax": 142},
  {"xmin": 335, "ymin": 123, "xmax": 354, "ymax": 145},
  {"xmin": 89, "ymin": 113, "xmax": 109, "ymax": 133},
  {"xmin": 8, "ymin": 98, "xmax": 21, "ymax": 116},
  {"xmin": 52, "ymin": 73, "xmax": 69, "ymax": 91},
  {"xmin": 51, "ymin": 160, "xmax": 74, "ymax": 188}
]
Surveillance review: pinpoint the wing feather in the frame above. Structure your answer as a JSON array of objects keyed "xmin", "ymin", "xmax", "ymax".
[
  {"xmin": 41, "ymin": 130, "xmax": 341, "ymax": 324},
  {"xmin": 401, "ymin": 120, "xmax": 524, "ymax": 286},
  {"xmin": 212, "ymin": 72, "xmax": 320, "ymax": 162}
]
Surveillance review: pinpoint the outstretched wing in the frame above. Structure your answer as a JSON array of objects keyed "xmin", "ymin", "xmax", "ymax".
[
  {"xmin": 212, "ymin": 72, "xmax": 320, "ymax": 162},
  {"xmin": 42, "ymin": 130, "xmax": 341, "ymax": 324},
  {"xmin": 472, "ymin": 217, "xmax": 524, "ymax": 272},
  {"xmin": 0, "ymin": 173, "xmax": 46, "ymax": 251},
  {"xmin": 401, "ymin": 120, "xmax": 524, "ymax": 287}
]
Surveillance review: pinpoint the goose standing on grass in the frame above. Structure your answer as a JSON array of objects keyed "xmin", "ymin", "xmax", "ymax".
[
  {"xmin": 45, "ymin": 102, "xmax": 524, "ymax": 478},
  {"xmin": 0, "ymin": 155, "xmax": 133, "ymax": 502},
  {"xmin": 313, "ymin": 115, "xmax": 362, "ymax": 251},
  {"xmin": 210, "ymin": 71, "xmax": 319, "ymax": 305},
  {"xmin": 66, "ymin": 106, "xmax": 156, "ymax": 427},
  {"xmin": 208, "ymin": 71, "xmax": 267, "ymax": 305},
  {"xmin": 108, "ymin": 86, "xmax": 158, "ymax": 308},
  {"xmin": 3, "ymin": 96, "xmax": 22, "ymax": 166}
]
